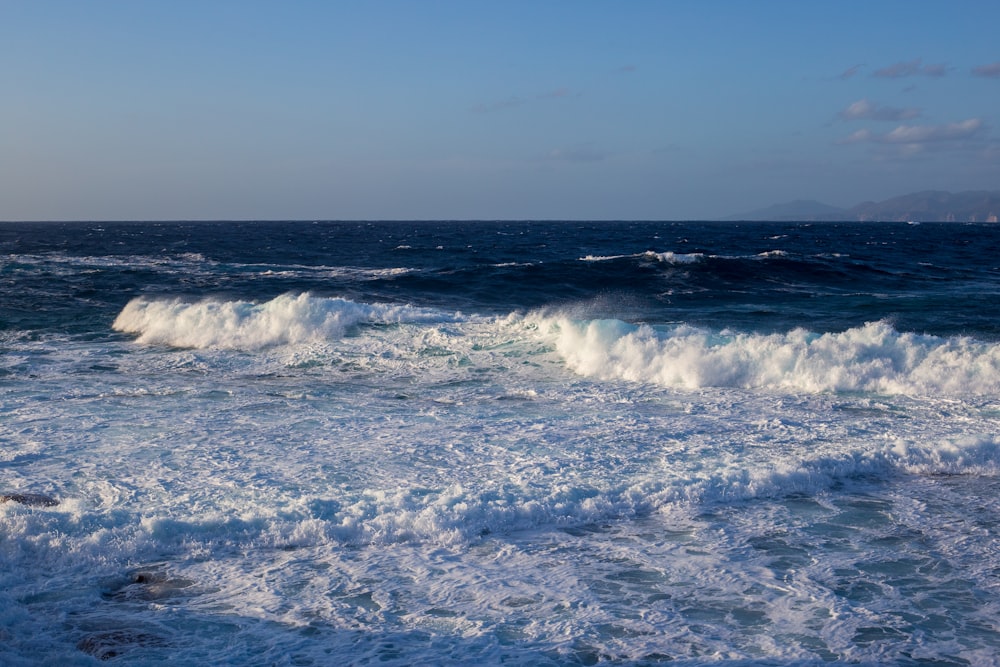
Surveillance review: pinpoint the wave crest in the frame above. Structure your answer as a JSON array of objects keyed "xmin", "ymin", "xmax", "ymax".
[
  {"xmin": 580, "ymin": 251, "xmax": 705, "ymax": 265},
  {"xmin": 544, "ymin": 318, "xmax": 1000, "ymax": 396},
  {"xmin": 113, "ymin": 293, "xmax": 459, "ymax": 350}
]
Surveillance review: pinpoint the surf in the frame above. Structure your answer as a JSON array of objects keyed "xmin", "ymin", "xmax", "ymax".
[
  {"xmin": 541, "ymin": 316, "xmax": 1000, "ymax": 396},
  {"xmin": 112, "ymin": 293, "xmax": 465, "ymax": 349}
]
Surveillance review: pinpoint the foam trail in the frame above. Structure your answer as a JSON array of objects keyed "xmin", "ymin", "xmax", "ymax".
[
  {"xmin": 543, "ymin": 317, "xmax": 1000, "ymax": 396},
  {"xmin": 113, "ymin": 293, "xmax": 460, "ymax": 349}
]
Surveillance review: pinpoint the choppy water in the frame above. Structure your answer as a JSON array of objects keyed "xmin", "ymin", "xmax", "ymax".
[{"xmin": 2, "ymin": 221, "xmax": 1000, "ymax": 665}]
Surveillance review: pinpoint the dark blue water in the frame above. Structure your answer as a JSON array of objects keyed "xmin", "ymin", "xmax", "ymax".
[{"xmin": 3, "ymin": 220, "xmax": 999, "ymax": 337}]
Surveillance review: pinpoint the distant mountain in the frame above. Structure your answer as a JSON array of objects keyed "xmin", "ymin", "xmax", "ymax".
[
  {"xmin": 728, "ymin": 190, "xmax": 1000, "ymax": 222},
  {"xmin": 850, "ymin": 190, "xmax": 1000, "ymax": 222}
]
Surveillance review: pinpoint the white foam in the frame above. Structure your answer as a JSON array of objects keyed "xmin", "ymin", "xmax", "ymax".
[
  {"xmin": 891, "ymin": 434, "xmax": 1000, "ymax": 475},
  {"xmin": 6, "ymin": 304, "xmax": 1000, "ymax": 663},
  {"xmin": 643, "ymin": 250, "xmax": 705, "ymax": 264},
  {"xmin": 542, "ymin": 317, "xmax": 1000, "ymax": 396},
  {"xmin": 112, "ymin": 293, "xmax": 462, "ymax": 350},
  {"xmin": 579, "ymin": 251, "xmax": 704, "ymax": 264}
]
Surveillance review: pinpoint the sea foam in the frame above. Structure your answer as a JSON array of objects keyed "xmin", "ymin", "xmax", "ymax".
[
  {"xmin": 112, "ymin": 293, "xmax": 461, "ymax": 350},
  {"xmin": 580, "ymin": 251, "xmax": 704, "ymax": 264},
  {"xmin": 544, "ymin": 317, "xmax": 1000, "ymax": 396}
]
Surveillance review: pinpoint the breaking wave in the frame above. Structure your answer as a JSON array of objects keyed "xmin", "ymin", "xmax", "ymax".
[
  {"xmin": 113, "ymin": 293, "xmax": 462, "ymax": 350},
  {"xmin": 580, "ymin": 251, "xmax": 705, "ymax": 264},
  {"xmin": 544, "ymin": 317, "xmax": 1000, "ymax": 396}
]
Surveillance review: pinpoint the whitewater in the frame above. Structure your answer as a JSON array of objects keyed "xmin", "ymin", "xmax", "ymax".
[{"xmin": 2, "ymin": 221, "xmax": 1000, "ymax": 665}]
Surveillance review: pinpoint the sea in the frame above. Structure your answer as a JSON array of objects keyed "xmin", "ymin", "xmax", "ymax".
[{"xmin": 2, "ymin": 220, "xmax": 999, "ymax": 666}]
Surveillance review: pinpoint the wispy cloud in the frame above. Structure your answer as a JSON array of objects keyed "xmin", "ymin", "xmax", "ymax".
[
  {"xmin": 618, "ymin": 64, "xmax": 637, "ymax": 73},
  {"xmin": 838, "ymin": 64, "xmax": 864, "ymax": 80},
  {"xmin": 838, "ymin": 99, "xmax": 920, "ymax": 122},
  {"xmin": 882, "ymin": 119, "xmax": 983, "ymax": 143},
  {"xmin": 873, "ymin": 58, "xmax": 948, "ymax": 78},
  {"xmin": 839, "ymin": 118, "xmax": 985, "ymax": 153},
  {"xmin": 972, "ymin": 61, "xmax": 1000, "ymax": 78}
]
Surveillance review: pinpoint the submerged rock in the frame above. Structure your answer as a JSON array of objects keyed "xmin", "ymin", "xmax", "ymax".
[
  {"xmin": 0, "ymin": 493, "xmax": 59, "ymax": 507},
  {"xmin": 77, "ymin": 629, "xmax": 167, "ymax": 661},
  {"xmin": 102, "ymin": 567, "xmax": 198, "ymax": 603}
]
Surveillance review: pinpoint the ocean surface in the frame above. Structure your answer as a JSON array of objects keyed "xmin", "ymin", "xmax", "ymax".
[{"xmin": 2, "ymin": 220, "xmax": 1000, "ymax": 666}]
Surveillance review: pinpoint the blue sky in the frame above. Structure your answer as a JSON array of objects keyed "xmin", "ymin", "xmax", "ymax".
[{"xmin": 2, "ymin": 0, "xmax": 999, "ymax": 220}]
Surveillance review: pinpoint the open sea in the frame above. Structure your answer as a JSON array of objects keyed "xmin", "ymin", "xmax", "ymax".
[{"xmin": 2, "ymin": 220, "xmax": 1000, "ymax": 666}]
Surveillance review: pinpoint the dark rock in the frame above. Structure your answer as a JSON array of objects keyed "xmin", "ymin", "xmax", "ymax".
[
  {"xmin": 102, "ymin": 566, "xmax": 199, "ymax": 602},
  {"xmin": 0, "ymin": 493, "xmax": 59, "ymax": 507},
  {"xmin": 77, "ymin": 629, "xmax": 166, "ymax": 661}
]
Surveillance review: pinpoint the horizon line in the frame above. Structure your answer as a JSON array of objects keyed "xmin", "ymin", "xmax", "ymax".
[{"xmin": 1, "ymin": 217, "xmax": 990, "ymax": 224}]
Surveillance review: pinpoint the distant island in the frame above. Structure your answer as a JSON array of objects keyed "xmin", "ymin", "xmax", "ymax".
[{"xmin": 728, "ymin": 190, "xmax": 1000, "ymax": 222}]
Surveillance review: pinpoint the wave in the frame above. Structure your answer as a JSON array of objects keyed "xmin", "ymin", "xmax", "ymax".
[
  {"xmin": 542, "ymin": 317, "xmax": 1000, "ymax": 396},
  {"xmin": 580, "ymin": 251, "xmax": 705, "ymax": 265},
  {"xmin": 645, "ymin": 250, "xmax": 706, "ymax": 264},
  {"xmin": 8, "ymin": 252, "xmax": 416, "ymax": 284},
  {"xmin": 3, "ymin": 252, "xmax": 213, "ymax": 278},
  {"xmin": 113, "ymin": 294, "xmax": 1000, "ymax": 396},
  {"xmin": 579, "ymin": 253, "xmax": 633, "ymax": 262},
  {"xmin": 578, "ymin": 249, "xmax": 813, "ymax": 266},
  {"xmin": 113, "ymin": 293, "xmax": 462, "ymax": 350}
]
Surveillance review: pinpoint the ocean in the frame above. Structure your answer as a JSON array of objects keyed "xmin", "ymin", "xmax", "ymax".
[{"xmin": 2, "ymin": 220, "xmax": 999, "ymax": 665}]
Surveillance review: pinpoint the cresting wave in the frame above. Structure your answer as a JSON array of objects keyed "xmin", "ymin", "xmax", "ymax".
[
  {"xmin": 578, "ymin": 249, "xmax": 790, "ymax": 264},
  {"xmin": 114, "ymin": 294, "xmax": 1000, "ymax": 397},
  {"xmin": 112, "ymin": 293, "xmax": 463, "ymax": 349},
  {"xmin": 543, "ymin": 317, "xmax": 1000, "ymax": 396},
  {"xmin": 580, "ymin": 250, "xmax": 705, "ymax": 264}
]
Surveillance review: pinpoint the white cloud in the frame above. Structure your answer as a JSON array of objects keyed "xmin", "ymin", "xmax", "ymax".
[
  {"xmin": 883, "ymin": 118, "xmax": 983, "ymax": 143},
  {"xmin": 838, "ymin": 119, "xmax": 986, "ymax": 153},
  {"xmin": 838, "ymin": 99, "xmax": 920, "ymax": 122}
]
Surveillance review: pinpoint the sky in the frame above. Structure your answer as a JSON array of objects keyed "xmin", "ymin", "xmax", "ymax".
[{"xmin": 2, "ymin": 0, "xmax": 999, "ymax": 221}]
